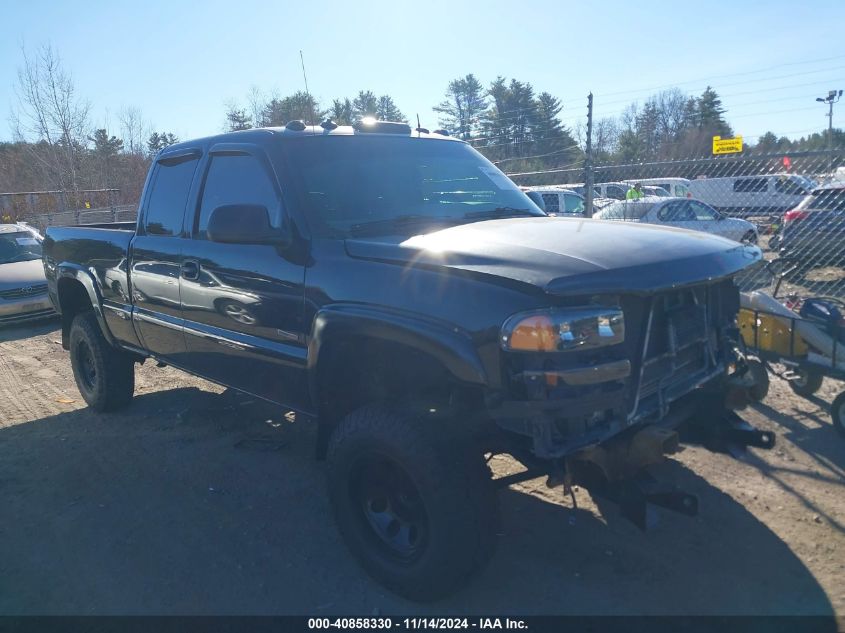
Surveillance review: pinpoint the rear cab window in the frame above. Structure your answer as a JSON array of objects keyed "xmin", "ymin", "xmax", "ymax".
[{"xmin": 143, "ymin": 154, "xmax": 200, "ymax": 236}]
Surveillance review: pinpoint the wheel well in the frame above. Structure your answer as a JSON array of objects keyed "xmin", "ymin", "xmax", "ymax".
[
  {"xmin": 313, "ymin": 337, "xmax": 482, "ymax": 459},
  {"xmin": 57, "ymin": 277, "xmax": 93, "ymax": 349}
]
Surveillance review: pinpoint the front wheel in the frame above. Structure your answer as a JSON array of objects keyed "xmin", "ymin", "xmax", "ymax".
[
  {"xmin": 69, "ymin": 312, "xmax": 135, "ymax": 411},
  {"xmin": 327, "ymin": 405, "xmax": 497, "ymax": 601},
  {"xmin": 789, "ymin": 368, "xmax": 824, "ymax": 397},
  {"xmin": 831, "ymin": 392, "xmax": 845, "ymax": 438}
]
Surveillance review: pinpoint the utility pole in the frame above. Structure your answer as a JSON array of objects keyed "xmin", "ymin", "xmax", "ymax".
[
  {"xmin": 584, "ymin": 92, "xmax": 594, "ymax": 218},
  {"xmin": 816, "ymin": 89, "xmax": 842, "ymax": 173}
]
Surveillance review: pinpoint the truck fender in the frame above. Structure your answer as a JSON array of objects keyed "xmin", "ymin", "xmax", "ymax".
[
  {"xmin": 307, "ymin": 304, "xmax": 488, "ymax": 407},
  {"xmin": 56, "ymin": 263, "xmax": 117, "ymax": 348}
]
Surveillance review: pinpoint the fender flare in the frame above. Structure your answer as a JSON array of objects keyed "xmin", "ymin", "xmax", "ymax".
[
  {"xmin": 307, "ymin": 304, "xmax": 488, "ymax": 407},
  {"xmin": 56, "ymin": 263, "xmax": 117, "ymax": 347}
]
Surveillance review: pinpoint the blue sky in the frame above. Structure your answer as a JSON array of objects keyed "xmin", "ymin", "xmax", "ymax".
[{"xmin": 1, "ymin": 0, "xmax": 844, "ymax": 145}]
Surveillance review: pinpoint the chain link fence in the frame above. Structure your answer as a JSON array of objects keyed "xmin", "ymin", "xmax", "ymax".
[{"xmin": 516, "ymin": 149, "xmax": 845, "ymax": 300}]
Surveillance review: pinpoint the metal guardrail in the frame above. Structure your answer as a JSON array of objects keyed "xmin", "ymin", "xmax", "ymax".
[{"xmin": 24, "ymin": 205, "xmax": 137, "ymax": 231}]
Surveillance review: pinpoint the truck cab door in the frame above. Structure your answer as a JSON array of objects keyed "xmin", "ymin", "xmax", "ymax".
[
  {"xmin": 179, "ymin": 144, "xmax": 309, "ymax": 409},
  {"xmin": 131, "ymin": 151, "xmax": 201, "ymax": 361}
]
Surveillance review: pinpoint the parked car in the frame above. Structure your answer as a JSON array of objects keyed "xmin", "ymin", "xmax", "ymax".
[
  {"xmin": 44, "ymin": 120, "xmax": 768, "ymax": 601},
  {"xmin": 779, "ymin": 183, "xmax": 845, "ymax": 272},
  {"xmin": 688, "ymin": 173, "xmax": 817, "ymax": 218},
  {"xmin": 594, "ymin": 197, "xmax": 759, "ymax": 243},
  {"xmin": 623, "ymin": 178, "xmax": 692, "ymax": 198},
  {"xmin": 0, "ymin": 223, "xmax": 54, "ymax": 325},
  {"xmin": 642, "ymin": 185, "xmax": 670, "ymax": 197},
  {"xmin": 526, "ymin": 186, "xmax": 585, "ymax": 216}
]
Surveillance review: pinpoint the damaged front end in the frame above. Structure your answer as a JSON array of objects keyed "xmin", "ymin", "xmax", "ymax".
[{"xmin": 487, "ymin": 278, "xmax": 775, "ymax": 528}]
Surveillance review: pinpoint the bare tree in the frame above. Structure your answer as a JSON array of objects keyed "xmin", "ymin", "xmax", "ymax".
[
  {"xmin": 11, "ymin": 44, "xmax": 90, "ymax": 205},
  {"xmin": 118, "ymin": 106, "xmax": 150, "ymax": 156},
  {"xmin": 247, "ymin": 86, "xmax": 265, "ymax": 128}
]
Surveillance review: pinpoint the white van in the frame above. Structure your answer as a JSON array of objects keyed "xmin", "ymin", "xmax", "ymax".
[
  {"xmin": 687, "ymin": 173, "xmax": 817, "ymax": 217},
  {"xmin": 623, "ymin": 178, "xmax": 692, "ymax": 198},
  {"xmin": 566, "ymin": 182, "xmax": 631, "ymax": 200},
  {"xmin": 525, "ymin": 186, "xmax": 585, "ymax": 216}
]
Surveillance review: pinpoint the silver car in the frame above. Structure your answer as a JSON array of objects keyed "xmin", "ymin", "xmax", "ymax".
[
  {"xmin": 594, "ymin": 197, "xmax": 759, "ymax": 244},
  {"xmin": 0, "ymin": 224, "xmax": 55, "ymax": 325}
]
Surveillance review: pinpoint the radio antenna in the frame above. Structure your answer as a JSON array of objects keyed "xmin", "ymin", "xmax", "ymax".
[{"xmin": 300, "ymin": 50, "xmax": 317, "ymax": 130}]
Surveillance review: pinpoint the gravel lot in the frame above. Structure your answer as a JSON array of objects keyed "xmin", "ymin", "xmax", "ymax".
[{"xmin": 1, "ymin": 319, "xmax": 843, "ymax": 616}]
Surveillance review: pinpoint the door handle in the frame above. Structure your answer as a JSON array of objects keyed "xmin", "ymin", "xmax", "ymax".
[{"xmin": 181, "ymin": 260, "xmax": 200, "ymax": 280}]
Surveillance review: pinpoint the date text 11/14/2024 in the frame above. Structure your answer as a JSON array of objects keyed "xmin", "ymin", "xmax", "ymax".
[{"xmin": 307, "ymin": 618, "xmax": 528, "ymax": 630}]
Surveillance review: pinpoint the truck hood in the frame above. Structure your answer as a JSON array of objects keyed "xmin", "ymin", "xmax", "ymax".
[
  {"xmin": 0, "ymin": 259, "xmax": 47, "ymax": 291},
  {"xmin": 344, "ymin": 217, "xmax": 761, "ymax": 295}
]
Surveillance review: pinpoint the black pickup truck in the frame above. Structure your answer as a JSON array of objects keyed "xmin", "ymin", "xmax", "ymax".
[{"xmin": 43, "ymin": 120, "xmax": 772, "ymax": 600}]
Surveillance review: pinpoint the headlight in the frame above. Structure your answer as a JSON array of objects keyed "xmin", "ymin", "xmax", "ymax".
[{"xmin": 501, "ymin": 306, "xmax": 625, "ymax": 352}]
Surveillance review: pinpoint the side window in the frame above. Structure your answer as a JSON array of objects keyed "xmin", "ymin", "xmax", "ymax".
[
  {"xmin": 144, "ymin": 156, "xmax": 199, "ymax": 236},
  {"xmin": 689, "ymin": 201, "xmax": 718, "ymax": 220},
  {"xmin": 541, "ymin": 193, "xmax": 560, "ymax": 213},
  {"xmin": 775, "ymin": 177, "xmax": 807, "ymax": 195},
  {"xmin": 563, "ymin": 194, "xmax": 584, "ymax": 214},
  {"xmin": 196, "ymin": 153, "xmax": 282, "ymax": 239},
  {"xmin": 606, "ymin": 185, "xmax": 626, "ymax": 200},
  {"xmin": 733, "ymin": 178, "xmax": 767, "ymax": 193},
  {"xmin": 658, "ymin": 201, "xmax": 690, "ymax": 221}
]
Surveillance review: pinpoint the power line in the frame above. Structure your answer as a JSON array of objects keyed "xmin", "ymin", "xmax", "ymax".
[
  {"xmin": 594, "ymin": 54, "xmax": 845, "ymax": 99},
  {"xmin": 492, "ymin": 144, "xmax": 581, "ymax": 165}
]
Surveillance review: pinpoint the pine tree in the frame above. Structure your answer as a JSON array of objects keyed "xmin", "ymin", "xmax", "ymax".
[
  {"xmin": 330, "ymin": 98, "xmax": 355, "ymax": 125},
  {"xmin": 433, "ymin": 74, "xmax": 487, "ymax": 139},
  {"xmin": 147, "ymin": 131, "xmax": 178, "ymax": 156},
  {"xmin": 352, "ymin": 91, "xmax": 378, "ymax": 119},
  {"xmin": 375, "ymin": 95, "xmax": 406, "ymax": 122},
  {"xmin": 89, "ymin": 129, "xmax": 124, "ymax": 158},
  {"xmin": 696, "ymin": 86, "xmax": 732, "ymax": 137},
  {"xmin": 260, "ymin": 92, "xmax": 322, "ymax": 126},
  {"xmin": 225, "ymin": 107, "xmax": 252, "ymax": 131}
]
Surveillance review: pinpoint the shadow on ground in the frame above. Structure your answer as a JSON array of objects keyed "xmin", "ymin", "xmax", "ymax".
[
  {"xmin": 0, "ymin": 387, "xmax": 835, "ymax": 617},
  {"xmin": 0, "ymin": 318, "xmax": 59, "ymax": 343}
]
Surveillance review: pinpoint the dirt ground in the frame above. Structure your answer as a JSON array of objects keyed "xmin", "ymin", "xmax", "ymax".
[{"xmin": 1, "ymin": 319, "xmax": 843, "ymax": 616}]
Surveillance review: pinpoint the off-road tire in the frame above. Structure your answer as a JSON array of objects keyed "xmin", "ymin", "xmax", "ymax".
[
  {"xmin": 69, "ymin": 311, "xmax": 135, "ymax": 412},
  {"xmin": 789, "ymin": 368, "xmax": 824, "ymax": 398},
  {"xmin": 326, "ymin": 405, "xmax": 497, "ymax": 601}
]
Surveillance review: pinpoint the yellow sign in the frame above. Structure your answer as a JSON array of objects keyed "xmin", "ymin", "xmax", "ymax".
[{"xmin": 712, "ymin": 135, "xmax": 743, "ymax": 155}]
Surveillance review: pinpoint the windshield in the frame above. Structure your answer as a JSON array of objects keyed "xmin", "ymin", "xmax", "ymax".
[
  {"xmin": 804, "ymin": 187, "xmax": 845, "ymax": 211},
  {"xmin": 0, "ymin": 232, "xmax": 43, "ymax": 264},
  {"xmin": 277, "ymin": 136, "xmax": 545, "ymax": 237}
]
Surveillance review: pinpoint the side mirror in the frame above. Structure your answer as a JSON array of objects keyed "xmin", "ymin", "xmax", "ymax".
[{"xmin": 207, "ymin": 204, "xmax": 290, "ymax": 246}]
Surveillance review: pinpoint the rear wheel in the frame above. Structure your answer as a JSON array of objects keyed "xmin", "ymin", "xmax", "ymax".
[
  {"xmin": 69, "ymin": 312, "xmax": 135, "ymax": 411},
  {"xmin": 327, "ymin": 405, "xmax": 497, "ymax": 601},
  {"xmin": 789, "ymin": 368, "xmax": 824, "ymax": 398}
]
